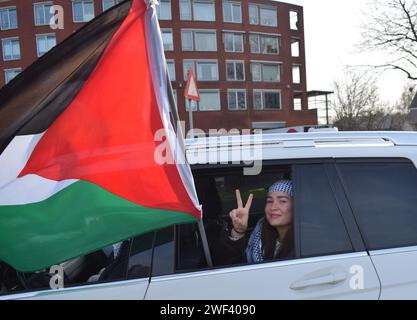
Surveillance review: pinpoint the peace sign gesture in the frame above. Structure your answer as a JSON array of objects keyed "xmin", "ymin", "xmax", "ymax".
[{"xmin": 229, "ymin": 190, "xmax": 254, "ymax": 234}]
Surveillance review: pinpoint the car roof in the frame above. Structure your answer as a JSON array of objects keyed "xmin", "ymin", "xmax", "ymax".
[{"xmin": 185, "ymin": 131, "xmax": 417, "ymax": 150}]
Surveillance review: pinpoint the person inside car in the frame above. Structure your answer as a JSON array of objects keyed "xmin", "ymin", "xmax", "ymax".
[{"xmin": 211, "ymin": 180, "xmax": 294, "ymax": 266}]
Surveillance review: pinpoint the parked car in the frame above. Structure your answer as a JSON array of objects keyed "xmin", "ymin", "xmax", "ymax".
[{"xmin": 1, "ymin": 131, "xmax": 417, "ymax": 300}]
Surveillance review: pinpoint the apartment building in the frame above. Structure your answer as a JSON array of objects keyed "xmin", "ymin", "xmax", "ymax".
[{"xmin": 0, "ymin": 0, "xmax": 317, "ymax": 131}]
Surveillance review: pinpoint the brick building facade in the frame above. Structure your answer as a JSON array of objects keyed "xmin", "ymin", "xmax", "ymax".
[{"xmin": 0, "ymin": 0, "xmax": 318, "ymax": 132}]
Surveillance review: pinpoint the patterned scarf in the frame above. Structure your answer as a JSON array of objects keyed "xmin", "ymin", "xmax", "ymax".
[{"xmin": 246, "ymin": 218, "xmax": 265, "ymax": 263}]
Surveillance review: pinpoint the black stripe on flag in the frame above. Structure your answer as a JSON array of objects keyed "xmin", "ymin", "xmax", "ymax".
[{"xmin": 0, "ymin": 1, "xmax": 132, "ymax": 154}]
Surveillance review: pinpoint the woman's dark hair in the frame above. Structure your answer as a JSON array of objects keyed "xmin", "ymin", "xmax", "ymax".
[{"xmin": 261, "ymin": 219, "xmax": 294, "ymax": 260}]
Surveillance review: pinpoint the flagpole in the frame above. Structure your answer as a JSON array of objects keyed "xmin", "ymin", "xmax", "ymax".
[{"xmin": 198, "ymin": 220, "xmax": 213, "ymax": 267}]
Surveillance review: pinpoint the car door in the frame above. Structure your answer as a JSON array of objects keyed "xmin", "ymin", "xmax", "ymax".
[
  {"xmin": 1, "ymin": 233, "xmax": 154, "ymax": 300},
  {"xmin": 336, "ymin": 158, "xmax": 417, "ymax": 300},
  {"xmin": 144, "ymin": 162, "xmax": 381, "ymax": 300}
]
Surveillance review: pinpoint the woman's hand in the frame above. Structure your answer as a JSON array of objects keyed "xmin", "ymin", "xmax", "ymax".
[{"xmin": 229, "ymin": 190, "xmax": 254, "ymax": 234}]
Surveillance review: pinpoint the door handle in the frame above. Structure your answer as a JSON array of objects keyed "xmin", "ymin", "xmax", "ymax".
[{"xmin": 290, "ymin": 272, "xmax": 347, "ymax": 291}]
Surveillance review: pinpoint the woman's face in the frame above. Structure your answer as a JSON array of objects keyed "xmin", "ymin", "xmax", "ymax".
[{"xmin": 265, "ymin": 191, "xmax": 293, "ymax": 229}]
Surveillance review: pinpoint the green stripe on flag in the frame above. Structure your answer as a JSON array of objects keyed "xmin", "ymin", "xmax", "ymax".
[{"xmin": 0, "ymin": 180, "xmax": 197, "ymax": 272}]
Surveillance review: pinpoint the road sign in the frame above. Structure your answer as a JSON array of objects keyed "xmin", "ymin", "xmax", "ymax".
[{"xmin": 184, "ymin": 67, "xmax": 200, "ymax": 101}]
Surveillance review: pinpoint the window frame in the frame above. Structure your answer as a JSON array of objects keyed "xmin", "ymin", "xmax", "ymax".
[
  {"xmin": 4, "ymin": 67, "xmax": 21, "ymax": 84},
  {"xmin": 223, "ymin": 32, "xmax": 244, "ymax": 53},
  {"xmin": 226, "ymin": 60, "xmax": 245, "ymax": 81},
  {"xmin": 102, "ymin": 0, "xmax": 123, "ymax": 12},
  {"xmin": 291, "ymin": 38, "xmax": 300, "ymax": 57},
  {"xmin": 293, "ymin": 92, "xmax": 303, "ymax": 111},
  {"xmin": 222, "ymin": 0, "xmax": 242, "ymax": 24},
  {"xmin": 166, "ymin": 59, "xmax": 176, "ymax": 81},
  {"xmin": 181, "ymin": 29, "xmax": 217, "ymax": 52},
  {"xmin": 185, "ymin": 89, "xmax": 221, "ymax": 112},
  {"xmin": 290, "ymin": 10, "xmax": 299, "ymax": 30},
  {"xmin": 156, "ymin": 0, "xmax": 172, "ymax": 20},
  {"xmin": 72, "ymin": 0, "xmax": 95, "ymax": 23},
  {"xmin": 249, "ymin": 33, "xmax": 280, "ymax": 55},
  {"xmin": 35, "ymin": 33, "xmax": 56, "ymax": 57},
  {"xmin": 253, "ymin": 89, "xmax": 282, "ymax": 110},
  {"xmin": 249, "ymin": 3, "xmax": 278, "ymax": 27},
  {"xmin": 183, "ymin": 59, "xmax": 219, "ymax": 82},
  {"xmin": 33, "ymin": 1, "xmax": 53, "ymax": 26},
  {"xmin": 2, "ymin": 37, "xmax": 20, "ymax": 61},
  {"xmin": 0, "ymin": 6, "xmax": 18, "ymax": 30},
  {"xmin": 180, "ymin": 0, "xmax": 216, "ymax": 22},
  {"xmin": 250, "ymin": 61, "xmax": 281, "ymax": 83},
  {"xmin": 227, "ymin": 89, "xmax": 247, "ymax": 111},
  {"xmin": 292, "ymin": 64, "xmax": 301, "ymax": 84},
  {"xmin": 161, "ymin": 28, "xmax": 174, "ymax": 51}
]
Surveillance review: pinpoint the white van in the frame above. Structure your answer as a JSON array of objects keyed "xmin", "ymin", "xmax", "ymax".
[{"xmin": 2, "ymin": 131, "xmax": 417, "ymax": 300}]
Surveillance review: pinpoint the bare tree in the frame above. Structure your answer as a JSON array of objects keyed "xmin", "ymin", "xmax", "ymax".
[
  {"xmin": 333, "ymin": 69, "xmax": 387, "ymax": 130},
  {"xmin": 361, "ymin": 0, "xmax": 417, "ymax": 80}
]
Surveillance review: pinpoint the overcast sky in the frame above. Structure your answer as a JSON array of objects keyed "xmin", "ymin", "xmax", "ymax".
[{"xmin": 282, "ymin": 0, "xmax": 409, "ymax": 106}]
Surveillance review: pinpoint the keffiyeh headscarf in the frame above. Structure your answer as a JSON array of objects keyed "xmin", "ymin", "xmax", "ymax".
[{"xmin": 246, "ymin": 180, "xmax": 293, "ymax": 263}]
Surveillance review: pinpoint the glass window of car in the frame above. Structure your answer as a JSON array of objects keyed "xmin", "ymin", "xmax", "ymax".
[
  {"xmin": 127, "ymin": 232, "xmax": 154, "ymax": 279},
  {"xmin": 294, "ymin": 164, "xmax": 354, "ymax": 258},
  {"xmin": 337, "ymin": 159, "xmax": 417, "ymax": 251},
  {"xmin": 0, "ymin": 238, "xmax": 136, "ymax": 296}
]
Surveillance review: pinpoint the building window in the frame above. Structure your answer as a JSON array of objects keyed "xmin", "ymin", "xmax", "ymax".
[
  {"xmin": 186, "ymin": 89, "xmax": 221, "ymax": 111},
  {"xmin": 156, "ymin": 0, "xmax": 171, "ymax": 20},
  {"xmin": 228, "ymin": 89, "xmax": 247, "ymax": 110},
  {"xmin": 4, "ymin": 68, "xmax": 21, "ymax": 84},
  {"xmin": 36, "ymin": 34, "xmax": 56, "ymax": 57},
  {"xmin": 167, "ymin": 59, "xmax": 176, "ymax": 81},
  {"xmin": 162, "ymin": 29, "xmax": 174, "ymax": 51},
  {"xmin": 73, "ymin": 0, "xmax": 95, "ymax": 23},
  {"xmin": 290, "ymin": 10, "xmax": 299, "ymax": 30},
  {"xmin": 183, "ymin": 60, "xmax": 219, "ymax": 81},
  {"xmin": 223, "ymin": 1, "xmax": 242, "ymax": 23},
  {"xmin": 292, "ymin": 65, "xmax": 301, "ymax": 84},
  {"xmin": 249, "ymin": 4, "xmax": 277, "ymax": 27},
  {"xmin": 172, "ymin": 89, "xmax": 178, "ymax": 110},
  {"xmin": 2, "ymin": 37, "xmax": 20, "ymax": 61},
  {"xmin": 249, "ymin": 34, "xmax": 280, "ymax": 55},
  {"xmin": 251, "ymin": 62, "xmax": 280, "ymax": 82},
  {"xmin": 102, "ymin": 0, "xmax": 123, "ymax": 11},
  {"xmin": 0, "ymin": 7, "xmax": 18, "ymax": 30},
  {"xmin": 291, "ymin": 38, "xmax": 300, "ymax": 57},
  {"xmin": 253, "ymin": 90, "xmax": 281, "ymax": 110},
  {"xmin": 226, "ymin": 61, "xmax": 245, "ymax": 81},
  {"xmin": 181, "ymin": 30, "xmax": 217, "ymax": 52},
  {"xmin": 180, "ymin": 0, "xmax": 215, "ymax": 21},
  {"xmin": 293, "ymin": 93, "xmax": 302, "ymax": 111},
  {"xmin": 223, "ymin": 32, "xmax": 243, "ymax": 53},
  {"xmin": 34, "ymin": 2, "xmax": 53, "ymax": 26}
]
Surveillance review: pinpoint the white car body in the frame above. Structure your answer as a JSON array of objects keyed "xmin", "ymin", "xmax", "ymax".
[{"xmin": 2, "ymin": 131, "xmax": 417, "ymax": 300}]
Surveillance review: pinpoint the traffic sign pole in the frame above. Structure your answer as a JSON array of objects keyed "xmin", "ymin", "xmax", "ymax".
[
  {"xmin": 184, "ymin": 67, "xmax": 200, "ymax": 138},
  {"xmin": 188, "ymin": 99, "xmax": 194, "ymax": 135}
]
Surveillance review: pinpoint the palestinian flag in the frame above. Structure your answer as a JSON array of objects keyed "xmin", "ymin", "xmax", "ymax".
[{"xmin": 0, "ymin": 0, "xmax": 201, "ymax": 272}]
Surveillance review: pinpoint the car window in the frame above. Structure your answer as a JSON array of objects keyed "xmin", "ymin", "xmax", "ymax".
[
  {"xmin": 0, "ymin": 239, "xmax": 133, "ymax": 296},
  {"xmin": 176, "ymin": 223, "xmax": 208, "ymax": 272},
  {"xmin": 293, "ymin": 164, "xmax": 354, "ymax": 258},
  {"xmin": 151, "ymin": 226, "xmax": 175, "ymax": 277},
  {"xmin": 337, "ymin": 159, "xmax": 417, "ymax": 251},
  {"xmin": 127, "ymin": 232, "xmax": 154, "ymax": 279}
]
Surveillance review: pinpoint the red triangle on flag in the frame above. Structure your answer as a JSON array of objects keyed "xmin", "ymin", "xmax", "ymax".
[{"xmin": 184, "ymin": 67, "xmax": 200, "ymax": 101}]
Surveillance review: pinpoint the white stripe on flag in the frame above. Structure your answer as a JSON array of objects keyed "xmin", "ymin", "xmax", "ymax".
[{"xmin": 0, "ymin": 134, "xmax": 78, "ymax": 205}]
